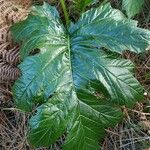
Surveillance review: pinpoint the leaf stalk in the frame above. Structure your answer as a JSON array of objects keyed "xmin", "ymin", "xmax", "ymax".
[{"xmin": 60, "ymin": 0, "xmax": 70, "ymax": 27}]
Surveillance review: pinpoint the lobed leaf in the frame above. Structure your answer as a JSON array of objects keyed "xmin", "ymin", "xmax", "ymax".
[
  {"xmin": 70, "ymin": 4, "xmax": 150, "ymax": 54},
  {"xmin": 11, "ymin": 2, "xmax": 150, "ymax": 149}
]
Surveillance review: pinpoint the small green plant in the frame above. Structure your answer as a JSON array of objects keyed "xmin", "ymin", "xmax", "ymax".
[
  {"xmin": 122, "ymin": 0, "xmax": 144, "ymax": 18},
  {"xmin": 11, "ymin": 1, "xmax": 150, "ymax": 149},
  {"xmin": 73, "ymin": 0, "xmax": 98, "ymax": 13}
]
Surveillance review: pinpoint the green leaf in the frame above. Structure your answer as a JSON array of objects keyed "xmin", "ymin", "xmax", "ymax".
[
  {"xmin": 11, "ymin": 2, "xmax": 150, "ymax": 149},
  {"xmin": 73, "ymin": 0, "xmax": 99, "ymax": 13},
  {"xmin": 122, "ymin": 0, "xmax": 144, "ymax": 18},
  {"xmin": 72, "ymin": 48, "xmax": 143, "ymax": 107},
  {"xmin": 11, "ymin": 2, "xmax": 66, "ymax": 59},
  {"xmin": 28, "ymin": 91, "xmax": 76, "ymax": 147},
  {"xmin": 70, "ymin": 3, "xmax": 150, "ymax": 54},
  {"xmin": 63, "ymin": 101, "xmax": 122, "ymax": 150}
]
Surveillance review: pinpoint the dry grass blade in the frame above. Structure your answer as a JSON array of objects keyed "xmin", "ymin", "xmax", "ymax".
[
  {"xmin": 0, "ymin": 85, "xmax": 12, "ymax": 103},
  {"xmin": 102, "ymin": 115, "xmax": 150, "ymax": 149},
  {"xmin": 0, "ymin": 110, "xmax": 30, "ymax": 150},
  {"xmin": 102, "ymin": 102, "xmax": 150, "ymax": 150}
]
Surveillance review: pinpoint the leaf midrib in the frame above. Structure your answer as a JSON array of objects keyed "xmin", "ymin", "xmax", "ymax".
[
  {"xmin": 73, "ymin": 49, "xmax": 140, "ymax": 97},
  {"xmin": 67, "ymin": 35, "xmax": 92, "ymax": 147}
]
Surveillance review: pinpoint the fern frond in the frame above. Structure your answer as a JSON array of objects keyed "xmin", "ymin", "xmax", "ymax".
[
  {"xmin": 0, "ymin": 42, "xmax": 10, "ymax": 50},
  {"xmin": 12, "ymin": 0, "xmax": 32, "ymax": 9},
  {"xmin": 0, "ymin": 0, "xmax": 31, "ymax": 103},
  {"xmin": 0, "ymin": 45, "xmax": 20, "ymax": 65},
  {"xmin": 0, "ymin": 43, "xmax": 20, "ymax": 80},
  {"xmin": 0, "ymin": 0, "xmax": 30, "ymax": 25},
  {"xmin": 0, "ymin": 60, "xmax": 20, "ymax": 81}
]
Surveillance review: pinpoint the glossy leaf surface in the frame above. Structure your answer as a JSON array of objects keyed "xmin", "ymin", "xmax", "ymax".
[{"xmin": 11, "ymin": 2, "xmax": 150, "ymax": 149}]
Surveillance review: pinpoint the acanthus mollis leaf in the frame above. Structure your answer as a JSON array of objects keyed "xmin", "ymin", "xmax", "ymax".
[{"xmin": 11, "ymin": 2, "xmax": 150, "ymax": 149}]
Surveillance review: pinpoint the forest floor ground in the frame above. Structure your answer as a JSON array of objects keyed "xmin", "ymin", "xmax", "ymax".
[{"xmin": 0, "ymin": 0, "xmax": 150, "ymax": 150}]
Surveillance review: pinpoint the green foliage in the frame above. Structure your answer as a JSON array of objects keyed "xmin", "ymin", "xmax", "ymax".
[
  {"xmin": 73, "ymin": 0, "xmax": 98, "ymax": 13},
  {"xmin": 11, "ymin": 2, "xmax": 150, "ymax": 149},
  {"xmin": 122, "ymin": 0, "xmax": 144, "ymax": 18}
]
